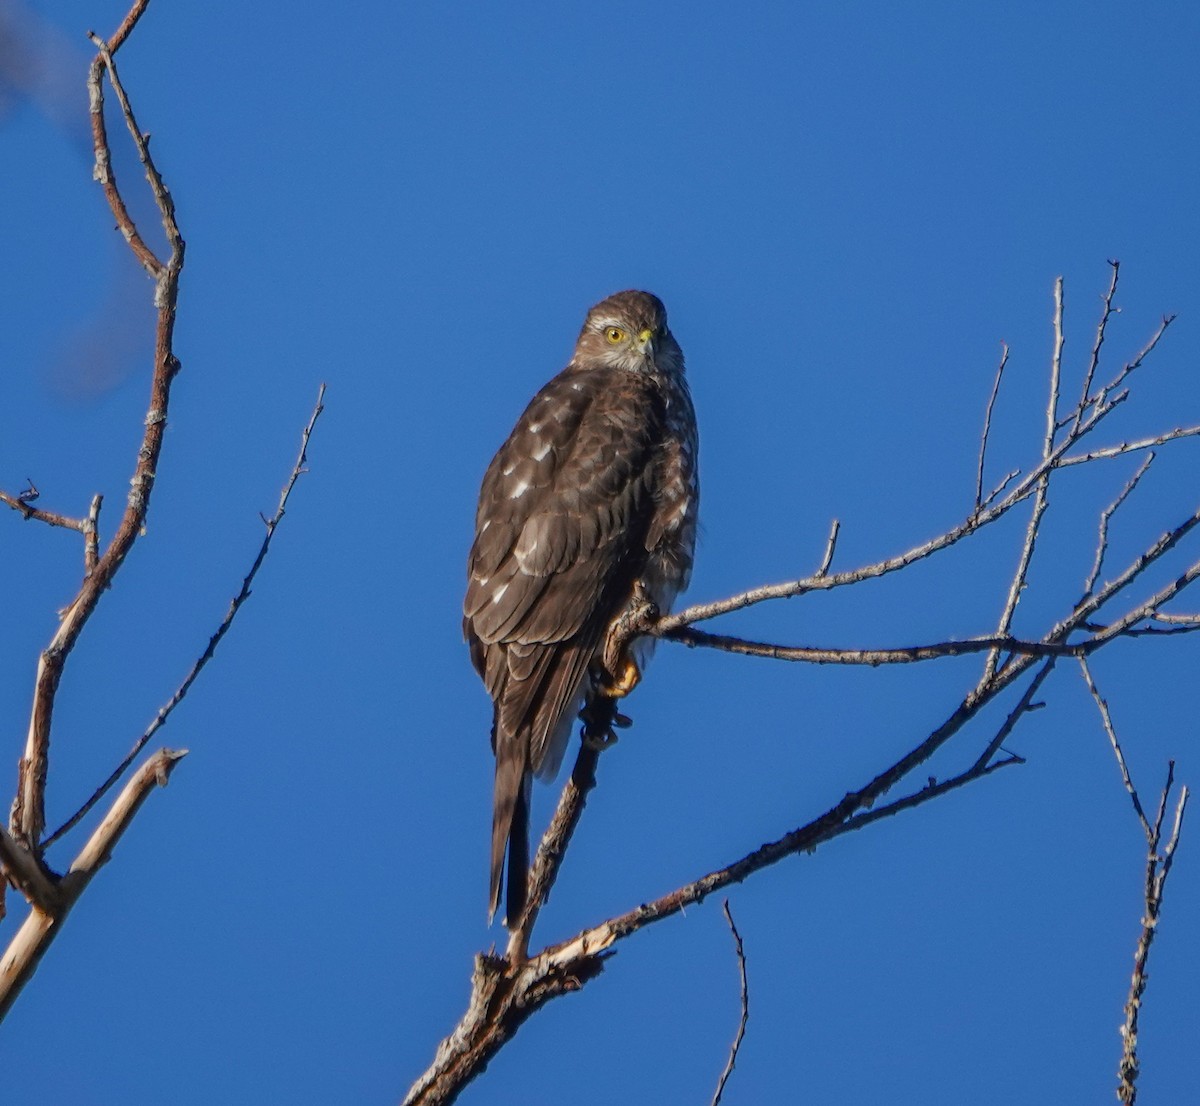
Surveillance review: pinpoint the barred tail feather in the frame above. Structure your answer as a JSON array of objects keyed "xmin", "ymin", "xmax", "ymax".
[
  {"xmin": 504, "ymin": 774, "xmax": 531, "ymax": 927},
  {"xmin": 489, "ymin": 732, "xmax": 528, "ymax": 924}
]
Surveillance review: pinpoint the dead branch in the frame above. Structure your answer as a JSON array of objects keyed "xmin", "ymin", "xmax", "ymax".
[
  {"xmin": 0, "ymin": 747, "xmax": 186, "ymax": 1021},
  {"xmin": 974, "ymin": 341, "xmax": 1009, "ymax": 516},
  {"xmin": 11, "ymin": 2, "xmax": 184, "ymax": 851},
  {"xmin": 1084, "ymin": 454, "xmax": 1154, "ymax": 598},
  {"xmin": 814, "ymin": 517, "xmax": 840, "ymax": 577},
  {"xmin": 1081, "ymin": 661, "xmax": 1190, "ymax": 1105},
  {"xmin": 1073, "ymin": 259, "xmax": 1121, "ymax": 432},
  {"xmin": 711, "ymin": 900, "xmax": 749, "ymax": 1106}
]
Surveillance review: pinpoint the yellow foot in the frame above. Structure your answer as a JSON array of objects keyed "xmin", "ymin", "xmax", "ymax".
[{"xmin": 599, "ymin": 654, "xmax": 641, "ymax": 699}]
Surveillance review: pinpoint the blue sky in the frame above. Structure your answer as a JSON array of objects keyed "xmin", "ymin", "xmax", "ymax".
[{"xmin": 2, "ymin": 1, "xmax": 1198, "ymax": 1102}]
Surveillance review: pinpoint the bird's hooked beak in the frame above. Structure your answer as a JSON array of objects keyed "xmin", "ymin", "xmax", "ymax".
[{"xmin": 635, "ymin": 327, "xmax": 656, "ymax": 360}]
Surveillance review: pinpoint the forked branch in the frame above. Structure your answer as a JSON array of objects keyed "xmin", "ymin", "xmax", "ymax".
[
  {"xmin": 11, "ymin": 2, "xmax": 185, "ymax": 850},
  {"xmin": 1081, "ymin": 661, "xmax": 1190, "ymax": 1106}
]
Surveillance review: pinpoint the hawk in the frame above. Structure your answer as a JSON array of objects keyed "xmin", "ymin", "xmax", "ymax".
[{"xmin": 464, "ymin": 290, "xmax": 699, "ymax": 928}]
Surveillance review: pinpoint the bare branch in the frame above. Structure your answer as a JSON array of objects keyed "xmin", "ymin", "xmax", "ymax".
[
  {"xmin": 970, "ymin": 658, "xmax": 1052, "ymax": 771},
  {"xmin": 0, "ymin": 489, "xmax": 104, "ymax": 580},
  {"xmin": 1048, "ymin": 277, "xmax": 1066, "ymax": 448},
  {"xmin": 83, "ymin": 494, "xmax": 103, "ymax": 576},
  {"xmin": 43, "ymin": 386, "xmax": 327, "ymax": 849},
  {"xmin": 1083, "ymin": 455, "xmax": 1154, "ymax": 598},
  {"xmin": 13, "ymin": 12, "xmax": 186, "ymax": 849},
  {"xmin": 814, "ymin": 517, "xmax": 840, "ymax": 578},
  {"xmin": 1150, "ymin": 611, "xmax": 1200, "ymax": 625},
  {"xmin": 664, "ymin": 625, "xmax": 1072, "ymax": 664},
  {"xmin": 1058, "ymin": 424, "xmax": 1200, "ymax": 467},
  {"xmin": 1080, "ymin": 666, "xmax": 1192, "ymax": 1106},
  {"xmin": 105, "ymin": 0, "xmax": 151, "ymax": 53},
  {"xmin": 979, "ymin": 467, "xmax": 1020, "ymax": 511},
  {"xmin": 1116, "ymin": 777, "xmax": 1189, "ymax": 1106},
  {"xmin": 974, "ymin": 342, "xmax": 1009, "ymax": 516},
  {"xmin": 1079, "ymin": 658, "xmax": 1151, "ymax": 838},
  {"xmin": 674, "ymin": 495, "xmax": 1200, "ymax": 679},
  {"xmin": 1073, "ymin": 259, "xmax": 1120, "ymax": 433},
  {"xmin": 0, "ymin": 748, "xmax": 186, "ymax": 1022},
  {"xmin": 711, "ymin": 901, "xmax": 749, "ymax": 1106},
  {"xmin": 1097, "ymin": 312, "xmax": 1176, "ymax": 407},
  {"xmin": 660, "ymin": 502, "xmax": 1200, "ymax": 665},
  {"xmin": 0, "ymin": 827, "xmax": 61, "ymax": 913},
  {"xmin": 86, "ymin": 41, "xmax": 162, "ymax": 277},
  {"xmin": 0, "ymin": 491, "xmax": 88, "ymax": 534}
]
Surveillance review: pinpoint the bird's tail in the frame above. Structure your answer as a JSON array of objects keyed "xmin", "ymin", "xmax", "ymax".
[{"xmin": 490, "ymin": 735, "xmax": 530, "ymax": 926}]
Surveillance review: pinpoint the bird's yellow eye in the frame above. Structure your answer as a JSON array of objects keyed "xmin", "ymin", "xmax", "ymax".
[{"xmin": 604, "ymin": 326, "xmax": 626, "ymax": 344}]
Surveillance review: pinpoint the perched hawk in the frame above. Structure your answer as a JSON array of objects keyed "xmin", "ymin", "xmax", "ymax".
[{"xmin": 464, "ymin": 290, "xmax": 699, "ymax": 927}]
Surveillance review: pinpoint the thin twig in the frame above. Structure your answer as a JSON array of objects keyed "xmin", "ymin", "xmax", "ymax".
[
  {"xmin": 1058, "ymin": 424, "xmax": 1200, "ymax": 467},
  {"xmin": 979, "ymin": 467, "xmax": 1020, "ymax": 511},
  {"xmin": 1083, "ymin": 455, "xmax": 1154, "ymax": 598},
  {"xmin": 1152, "ymin": 611, "xmax": 1200, "ymax": 625},
  {"xmin": 975, "ymin": 342, "xmax": 1009, "ymax": 515},
  {"xmin": 711, "ymin": 901, "xmax": 749, "ymax": 1106},
  {"xmin": 0, "ymin": 492, "xmax": 88, "ymax": 533},
  {"xmin": 1097, "ymin": 314, "xmax": 1176, "ymax": 407},
  {"xmin": 814, "ymin": 518, "xmax": 840, "ymax": 578},
  {"xmin": 43, "ymin": 386, "xmax": 327, "ymax": 849},
  {"xmin": 664, "ymin": 626, "xmax": 1076, "ymax": 664},
  {"xmin": 1072, "ymin": 259, "xmax": 1120, "ymax": 433},
  {"xmin": 970, "ymin": 659, "xmax": 1052, "ymax": 771},
  {"xmin": 1079, "ymin": 658, "xmax": 1151, "ymax": 837}
]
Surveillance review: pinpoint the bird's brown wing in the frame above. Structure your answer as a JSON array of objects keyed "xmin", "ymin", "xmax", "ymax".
[{"xmin": 464, "ymin": 364, "xmax": 668, "ymax": 919}]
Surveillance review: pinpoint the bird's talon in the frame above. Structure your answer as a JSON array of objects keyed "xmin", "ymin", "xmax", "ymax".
[
  {"xmin": 583, "ymin": 727, "xmax": 619, "ymax": 751},
  {"xmin": 599, "ymin": 655, "xmax": 641, "ymax": 699}
]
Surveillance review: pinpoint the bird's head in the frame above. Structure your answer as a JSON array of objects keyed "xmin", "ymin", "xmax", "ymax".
[{"xmin": 573, "ymin": 290, "xmax": 684, "ymax": 376}]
